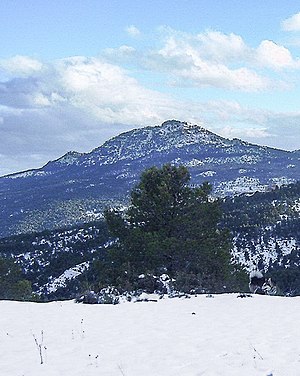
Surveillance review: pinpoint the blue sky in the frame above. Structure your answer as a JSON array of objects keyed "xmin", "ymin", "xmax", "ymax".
[{"xmin": 1, "ymin": 1, "xmax": 300, "ymax": 175}]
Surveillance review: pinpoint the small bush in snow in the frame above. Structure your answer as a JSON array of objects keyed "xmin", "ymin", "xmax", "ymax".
[
  {"xmin": 76, "ymin": 287, "xmax": 120, "ymax": 304},
  {"xmin": 98, "ymin": 287, "xmax": 119, "ymax": 305},
  {"xmin": 76, "ymin": 291, "xmax": 99, "ymax": 304}
]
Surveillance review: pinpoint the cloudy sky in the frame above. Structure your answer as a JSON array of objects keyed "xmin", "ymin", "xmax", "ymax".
[{"xmin": 1, "ymin": 1, "xmax": 300, "ymax": 176}]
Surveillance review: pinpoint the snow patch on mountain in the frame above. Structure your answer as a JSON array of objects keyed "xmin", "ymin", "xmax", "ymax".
[
  {"xmin": 215, "ymin": 177, "xmax": 268, "ymax": 196},
  {"xmin": 54, "ymin": 151, "xmax": 83, "ymax": 165},
  {"xmin": 40, "ymin": 261, "xmax": 90, "ymax": 294},
  {"xmin": 292, "ymin": 199, "xmax": 300, "ymax": 213},
  {"xmin": 5, "ymin": 170, "xmax": 50, "ymax": 179},
  {"xmin": 270, "ymin": 177, "xmax": 296, "ymax": 186},
  {"xmin": 232, "ymin": 236, "xmax": 297, "ymax": 271}
]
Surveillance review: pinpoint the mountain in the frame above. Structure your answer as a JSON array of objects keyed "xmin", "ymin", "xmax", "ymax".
[{"xmin": 1, "ymin": 120, "xmax": 300, "ymax": 238}]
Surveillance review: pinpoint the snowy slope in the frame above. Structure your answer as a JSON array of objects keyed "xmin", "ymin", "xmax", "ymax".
[{"xmin": 1, "ymin": 294, "xmax": 300, "ymax": 376}]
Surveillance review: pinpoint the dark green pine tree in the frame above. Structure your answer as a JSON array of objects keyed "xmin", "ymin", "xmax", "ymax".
[
  {"xmin": 103, "ymin": 164, "xmax": 236, "ymax": 292},
  {"xmin": 0, "ymin": 257, "xmax": 32, "ymax": 300}
]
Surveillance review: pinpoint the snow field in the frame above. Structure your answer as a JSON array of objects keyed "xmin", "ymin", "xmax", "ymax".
[{"xmin": 0, "ymin": 294, "xmax": 299, "ymax": 375}]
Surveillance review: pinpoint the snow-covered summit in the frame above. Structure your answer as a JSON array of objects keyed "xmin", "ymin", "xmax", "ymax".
[
  {"xmin": 160, "ymin": 119, "xmax": 205, "ymax": 132},
  {"xmin": 81, "ymin": 120, "xmax": 230, "ymax": 167}
]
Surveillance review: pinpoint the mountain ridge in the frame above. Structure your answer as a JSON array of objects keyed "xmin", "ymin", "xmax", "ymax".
[
  {"xmin": 1, "ymin": 119, "xmax": 299, "ymax": 237},
  {"xmin": 3, "ymin": 119, "xmax": 297, "ymax": 179}
]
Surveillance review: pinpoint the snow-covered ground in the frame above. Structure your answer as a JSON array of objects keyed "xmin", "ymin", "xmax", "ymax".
[{"xmin": 1, "ymin": 294, "xmax": 300, "ymax": 376}]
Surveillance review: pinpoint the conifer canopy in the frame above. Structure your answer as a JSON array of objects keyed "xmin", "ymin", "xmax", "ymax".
[{"xmin": 103, "ymin": 164, "xmax": 234, "ymax": 292}]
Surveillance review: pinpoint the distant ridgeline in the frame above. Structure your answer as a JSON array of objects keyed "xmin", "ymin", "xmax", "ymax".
[
  {"xmin": 1, "ymin": 120, "xmax": 300, "ymax": 238},
  {"xmin": 0, "ymin": 181, "xmax": 299, "ymax": 298}
]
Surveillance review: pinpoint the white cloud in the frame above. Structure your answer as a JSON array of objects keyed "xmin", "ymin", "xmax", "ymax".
[
  {"xmin": 255, "ymin": 40, "xmax": 298, "ymax": 70},
  {"xmin": 195, "ymin": 31, "xmax": 250, "ymax": 62},
  {"xmin": 0, "ymin": 55, "xmax": 43, "ymax": 76},
  {"xmin": 113, "ymin": 28, "xmax": 300, "ymax": 90},
  {"xmin": 54, "ymin": 56, "xmax": 196, "ymax": 125},
  {"xmin": 215, "ymin": 106, "xmax": 300, "ymax": 151},
  {"xmin": 0, "ymin": 55, "xmax": 199, "ymax": 126},
  {"xmin": 104, "ymin": 45, "xmax": 136, "ymax": 58},
  {"xmin": 125, "ymin": 25, "xmax": 141, "ymax": 37},
  {"xmin": 281, "ymin": 12, "xmax": 300, "ymax": 31},
  {"xmin": 150, "ymin": 35, "xmax": 270, "ymax": 92},
  {"xmin": 220, "ymin": 125, "xmax": 271, "ymax": 140},
  {"xmin": 31, "ymin": 93, "xmax": 52, "ymax": 107}
]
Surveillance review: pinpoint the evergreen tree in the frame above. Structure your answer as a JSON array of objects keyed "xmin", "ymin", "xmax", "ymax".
[
  {"xmin": 0, "ymin": 257, "xmax": 32, "ymax": 300},
  {"xmin": 102, "ymin": 164, "xmax": 236, "ymax": 293}
]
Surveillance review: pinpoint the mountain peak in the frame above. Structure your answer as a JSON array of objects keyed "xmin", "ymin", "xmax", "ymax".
[
  {"xmin": 55, "ymin": 151, "xmax": 83, "ymax": 164},
  {"xmin": 88, "ymin": 119, "xmax": 225, "ymax": 166},
  {"xmin": 161, "ymin": 119, "xmax": 204, "ymax": 132},
  {"xmin": 161, "ymin": 119, "xmax": 188, "ymax": 127},
  {"xmin": 43, "ymin": 150, "xmax": 83, "ymax": 170}
]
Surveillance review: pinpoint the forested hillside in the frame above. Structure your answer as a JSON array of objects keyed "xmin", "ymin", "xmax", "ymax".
[
  {"xmin": 223, "ymin": 182, "xmax": 300, "ymax": 294},
  {"xmin": 0, "ymin": 221, "xmax": 109, "ymax": 299},
  {"xmin": 0, "ymin": 180, "xmax": 299, "ymax": 299}
]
